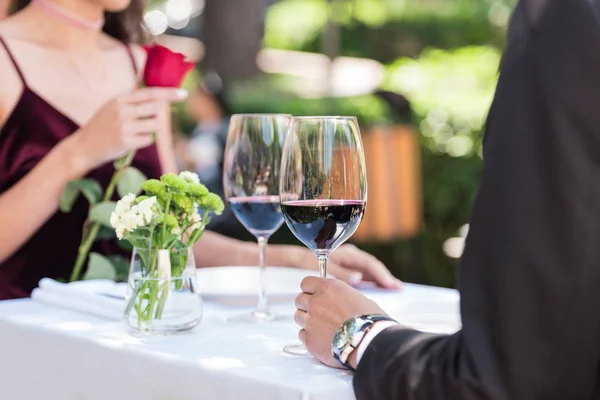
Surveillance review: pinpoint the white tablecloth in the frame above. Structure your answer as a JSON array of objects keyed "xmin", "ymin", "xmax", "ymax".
[{"xmin": 0, "ymin": 283, "xmax": 460, "ymax": 400}]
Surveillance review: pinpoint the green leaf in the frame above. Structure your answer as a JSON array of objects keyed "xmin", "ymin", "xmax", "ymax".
[
  {"xmin": 90, "ymin": 201, "xmax": 117, "ymax": 227},
  {"xmin": 97, "ymin": 225, "xmax": 116, "ymax": 240},
  {"xmin": 117, "ymin": 239, "xmax": 134, "ymax": 252},
  {"xmin": 117, "ymin": 166, "xmax": 147, "ymax": 197},
  {"xmin": 60, "ymin": 179, "xmax": 103, "ymax": 212},
  {"xmin": 83, "ymin": 252, "xmax": 117, "ymax": 280},
  {"xmin": 109, "ymin": 255, "xmax": 130, "ymax": 282}
]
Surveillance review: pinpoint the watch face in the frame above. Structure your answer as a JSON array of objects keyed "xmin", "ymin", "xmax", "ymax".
[{"xmin": 333, "ymin": 317, "xmax": 363, "ymax": 354}]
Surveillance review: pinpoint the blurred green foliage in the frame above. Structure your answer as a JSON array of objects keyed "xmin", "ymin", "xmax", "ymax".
[
  {"xmin": 265, "ymin": 0, "xmax": 513, "ymax": 60},
  {"xmin": 385, "ymin": 46, "xmax": 500, "ymax": 158},
  {"xmin": 216, "ymin": 46, "xmax": 500, "ymax": 287}
]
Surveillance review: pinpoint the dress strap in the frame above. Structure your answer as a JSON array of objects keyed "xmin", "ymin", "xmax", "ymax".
[
  {"xmin": 124, "ymin": 43, "xmax": 140, "ymax": 78},
  {"xmin": 0, "ymin": 36, "xmax": 27, "ymax": 85}
]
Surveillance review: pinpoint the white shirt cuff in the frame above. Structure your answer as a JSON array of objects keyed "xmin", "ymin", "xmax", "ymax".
[{"xmin": 356, "ymin": 321, "xmax": 399, "ymax": 365}]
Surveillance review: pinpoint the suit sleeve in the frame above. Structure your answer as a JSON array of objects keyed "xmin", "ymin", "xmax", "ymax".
[{"xmin": 353, "ymin": 1, "xmax": 600, "ymax": 398}]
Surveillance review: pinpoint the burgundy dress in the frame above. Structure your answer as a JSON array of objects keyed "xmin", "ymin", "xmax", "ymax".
[{"xmin": 0, "ymin": 36, "xmax": 163, "ymax": 300}]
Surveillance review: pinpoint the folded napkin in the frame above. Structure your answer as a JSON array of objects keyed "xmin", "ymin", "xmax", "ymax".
[{"xmin": 31, "ymin": 278, "xmax": 126, "ymax": 321}]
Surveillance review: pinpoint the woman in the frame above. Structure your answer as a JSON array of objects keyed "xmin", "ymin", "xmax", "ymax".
[{"xmin": 0, "ymin": 0, "xmax": 401, "ymax": 299}]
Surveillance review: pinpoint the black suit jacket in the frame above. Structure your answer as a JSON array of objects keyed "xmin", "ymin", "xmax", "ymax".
[{"xmin": 354, "ymin": 1, "xmax": 600, "ymax": 398}]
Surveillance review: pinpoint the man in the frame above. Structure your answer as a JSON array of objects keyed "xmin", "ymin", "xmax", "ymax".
[{"xmin": 295, "ymin": 0, "xmax": 600, "ymax": 398}]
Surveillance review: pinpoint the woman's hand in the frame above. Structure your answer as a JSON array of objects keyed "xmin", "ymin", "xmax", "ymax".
[
  {"xmin": 274, "ymin": 244, "xmax": 402, "ymax": 289},
  {"xmin": 69, "ymin": 87, "xmax": 188, "ymax": 172},
  {"xmin": 328, "ymin": 244, "xmax": 402, "ymax": 289}
]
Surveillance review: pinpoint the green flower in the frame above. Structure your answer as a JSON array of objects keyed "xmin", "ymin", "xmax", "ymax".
[
  {"xmin": 157, "ymin": 214, "xmax": 179, "ymax": 229},
  {"xmin": 172, "ymin": 193, "xmax": 194, "ymax": 212},
  {"xmin": 185, "ymin": 182, "xmax": 209, "ymax": 197},
  {"xmin": 161, "ymin": 174, "xmax": 187, "ymax": 191},
  {"xmin": 199, "ymin": 193, "xmax": 225, "ymax": 215},
  {"xmin": 141, "ymin": 179, "xmax": 166, "ymax": 197}
]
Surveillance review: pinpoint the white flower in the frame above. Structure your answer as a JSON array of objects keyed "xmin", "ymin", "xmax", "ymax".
[
  {"xmin": 190, "ymin": 211, "xmax": 201, "ymax": 223},
  {"xmin": 111, "ymin": 193, "xmax": 136, "ymax": 229},
  {"xmin": 189, "ymin": 209, "xmax": 203, "ymax": 231},
  {"xmin": 115, "ymin": 193, "xmax": 136, "ymax": 214},
  {"xmin": 179, "ymin": 171, "xmax": 200, "ymax": 184},
  {"xmin": 136, "ymin": 197, "xmax": 157, "ymax": 224},
  {"xmin": 111, "ymin": 195, "xmax": 158, "ymax": 240},
  {"xmin": 109, "ymin": 211, "xmax": 120, "ymax": 229},
  {"xmin": 121, "ymin": 208, "xmax": 141, "ymax": 232}
]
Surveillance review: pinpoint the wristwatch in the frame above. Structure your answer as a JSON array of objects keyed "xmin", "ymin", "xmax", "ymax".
[{"xmin": 332, "ymin": 314, "xmax": 396, "ymax": 370}]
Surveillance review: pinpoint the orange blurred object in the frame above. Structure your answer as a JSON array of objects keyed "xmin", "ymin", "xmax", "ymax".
[{"xmin": 353, "ymin": 125, "xmax": 422, "ymax": 242}]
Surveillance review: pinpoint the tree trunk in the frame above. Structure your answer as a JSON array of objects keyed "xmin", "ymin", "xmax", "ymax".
[{"xmin": 201, "ymin": 0, "xmax": 267, "ymax": 82}]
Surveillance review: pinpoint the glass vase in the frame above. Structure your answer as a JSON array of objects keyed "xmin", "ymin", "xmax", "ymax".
[{"xmin": 125, "ymin": 247, "xmax": 202, "ymax": 334}]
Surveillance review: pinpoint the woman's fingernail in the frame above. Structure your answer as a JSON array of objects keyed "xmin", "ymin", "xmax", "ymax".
[{"xmin": 176, "ymin": 88, "xmax": 189, "ymax": 99}]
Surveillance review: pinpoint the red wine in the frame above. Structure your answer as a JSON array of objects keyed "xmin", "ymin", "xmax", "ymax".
[
  {"xmin": 281, "ymin": 200, "xmax": 365, "ymax": 252},
  {"xmin": 229, "ymin": 196, "xmax": 284, "ymax": 237}
]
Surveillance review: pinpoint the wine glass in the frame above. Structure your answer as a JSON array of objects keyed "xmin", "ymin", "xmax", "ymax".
[
  {"xmin": 279, "ymin": 116, "xmax": 367, "ymax": 355},
  {"xmin": 223, "ymin": 114, "xmax": 291, "ymax": 323}
]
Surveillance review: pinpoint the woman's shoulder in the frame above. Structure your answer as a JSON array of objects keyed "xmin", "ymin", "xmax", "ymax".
[{"xmin": 0, "ymin": 20, "xmax": 28, "ymax": 131}]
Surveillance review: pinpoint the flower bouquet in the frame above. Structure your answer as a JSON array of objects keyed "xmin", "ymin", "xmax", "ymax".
[{"xmin": 111, "ymin": 171, "xmax": 224, "ymax": 333}]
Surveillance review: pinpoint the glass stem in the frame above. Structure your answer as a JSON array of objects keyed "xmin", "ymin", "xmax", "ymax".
[
  {"xmin": 318, "ymin": 254, "xmax": 328, "ymax": 278},
  {"xmin": 257, "ymin": 236, "xmax": 269, "ymax": 314}
]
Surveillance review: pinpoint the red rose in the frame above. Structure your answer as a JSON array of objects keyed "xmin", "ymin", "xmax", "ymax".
[{"xmin": 142, "ymin": 44, "xmax": 195, "ymax": 87}]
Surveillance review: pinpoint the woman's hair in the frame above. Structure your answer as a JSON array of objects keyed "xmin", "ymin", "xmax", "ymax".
[{"xmin": 10, "ymin": 0, "xmax": 147, "ymax": 43}]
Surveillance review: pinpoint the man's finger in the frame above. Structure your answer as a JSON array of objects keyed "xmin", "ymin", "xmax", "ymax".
[
  {"xmin": 294, "ymin": 309, "xmax": 308, "ymax": 328},
  {"xmin": 298, "ymin": 328, "xmax": 306, "ymax": 345},
  {"xmin": 300, "ymin": 276, "xmax": 325, "ymax": 294},
  {"xmin": 295, "ymin": 292, "xmax": 311, "ymax": 311}
]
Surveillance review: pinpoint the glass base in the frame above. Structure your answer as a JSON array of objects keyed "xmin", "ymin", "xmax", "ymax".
[
  {"xmin": 132, "ymin": 318, "xmax": 201, "ymax": 335},
  {"xmin": 227, "ymin": 310, "xmax": 287, "ymax": 323},
  {"xmin": 283, "ymin": 343, "xmax": 310, "ymax": 356}
]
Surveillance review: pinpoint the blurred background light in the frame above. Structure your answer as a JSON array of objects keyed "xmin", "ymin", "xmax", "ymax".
[
  {"xmin": 256, "ymin": 50, "xmax": 384, "ymax": 98},
  {"xmin": 166, "ymin": 0, "xmax": 192, "ymax": 29},
  {"xmin": 144, "ymin": 10, "xmax": 168, "ymax": 36},
  {"xmin": 443, "ymin": 237, "xmax": 465, "ymax": 259}
]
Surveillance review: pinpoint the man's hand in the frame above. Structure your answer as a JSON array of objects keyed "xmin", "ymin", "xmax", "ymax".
[{"xmin": 295, "ymin": 276, "xmax": 388, "ymax": 369}]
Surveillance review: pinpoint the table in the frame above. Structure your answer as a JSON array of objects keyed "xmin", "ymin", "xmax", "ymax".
[{"xmin": 0, "ymin": 283, "xmax": 460, "ymax": 400}]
